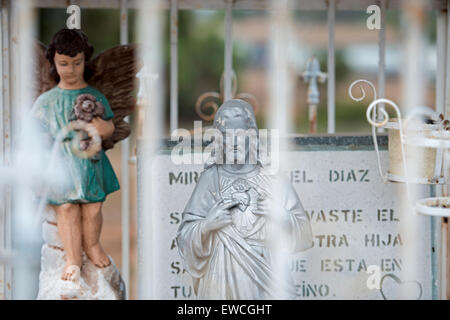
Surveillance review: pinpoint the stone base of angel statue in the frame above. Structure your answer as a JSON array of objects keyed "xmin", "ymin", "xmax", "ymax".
[
  {"xmin": 176, "ymin": 99, "xmax": 313, "ymax": 299},
  {"xmin": 36, "ymin": 207, "xmax": 125, "ymax": 300}
]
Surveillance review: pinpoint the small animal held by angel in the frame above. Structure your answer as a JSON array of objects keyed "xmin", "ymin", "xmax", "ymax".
[{"xmin": 32, "ymin": 28, "xmax": 139, "ymax": 298}]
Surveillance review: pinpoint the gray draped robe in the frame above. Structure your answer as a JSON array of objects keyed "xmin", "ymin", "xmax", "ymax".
[{"xmin": 176, "ymin": 165, "xmax": 313, "ymax": 299}]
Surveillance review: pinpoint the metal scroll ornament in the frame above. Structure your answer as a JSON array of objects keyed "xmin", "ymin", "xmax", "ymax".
[
  {"xmin": 195, "ymin": 70, "xmax": 259, "ymax": 121},
  {"xmin": 363, "ymin": 94, "xmax": 450, "ymax": 217},
  {"xmin": 349, "ymin": 79, "xmax": 445, "ymax": 185},
  {"xmin": 348, "ymin": 79, "xmax": 384, "ymax": 181}
]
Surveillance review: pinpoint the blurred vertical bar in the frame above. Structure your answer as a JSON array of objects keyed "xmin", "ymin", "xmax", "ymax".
[
  {"xmin": 377, "ymin": 0, "xmax": 386, "ymax": 133},
  {"xmin": 10, "ymin": 0, "xmax": 38, "ymax": 299},
  {"xmin": 327, "ymin": 0, "xmax": 335, "ymax": 134},
  {"xmin": 401, "ymin": 0, "xmax": 425, "ymax": 300},
  {"xmin": 224, "ymin": 0, "xmax": 233, "ymax": 102},
  {"xmin": 268, "ymin": 0, "xmax": 294, "ymax": 299},
  {"xmin": 137, "ymin": 0, "xmax": 163, "ymax": 299},
  {"xmin": 434, "ymin": 3, "xmax": 447, "ymax": 300},
  {"xmin": 0, "ymin": 0, "xmax": 12, "ymax": 301},
  {"xmin": 119, "ymin": 0, "xmax": 130, "ymax": 299},
  {"xmin": 268, "ymin": 0, "xmax": 293, "ymax": 136},
  {"xmin": 170, "ymin": 0, "xmax": 178, "ymax": 132},
  {"xmin": 436, "ymin": 6, "xmax": 446, "ymax": 115},
  {"xmin": 444, "ymin": 0, "xmax": 450, "ymax": 300},
  {"xmin": 0, "ymin": 0, "xmax": 4, "ymax": 300}
]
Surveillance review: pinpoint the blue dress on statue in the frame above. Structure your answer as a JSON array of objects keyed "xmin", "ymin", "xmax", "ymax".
[{"xmin": 33, "ymin": 85, "xmax": 120, "ymax": 205}]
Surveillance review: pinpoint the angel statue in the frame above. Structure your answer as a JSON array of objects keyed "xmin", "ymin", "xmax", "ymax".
[
  {"xmin": 176, "ymin": 99, "xmax": 314, "ymax": 299},
  {"xmin": 32, "ymin": 28, "xmax": 137, "ymax": 299}
]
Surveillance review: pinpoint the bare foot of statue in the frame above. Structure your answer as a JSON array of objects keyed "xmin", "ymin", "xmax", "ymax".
[
  {"xmin": 84, "ymin": 243, "xmax": 111, "ymax": 268},
  {"xmin": 60, "ymin": 263, "xmax": 81, "ymax": 300},
  {"xmin": 61, "ymin": 263, "xmax": 81, "ymax": 282}
]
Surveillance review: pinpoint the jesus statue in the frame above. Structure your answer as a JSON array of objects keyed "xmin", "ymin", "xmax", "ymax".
[{"xmin": 176, "ymin": 99, "xmax": 313, "ymax": 299}]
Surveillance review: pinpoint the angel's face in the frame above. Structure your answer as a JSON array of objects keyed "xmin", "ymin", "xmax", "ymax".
[{"xmin": 54, "ymin": 51, "xmax": 85, "ymax": 87}]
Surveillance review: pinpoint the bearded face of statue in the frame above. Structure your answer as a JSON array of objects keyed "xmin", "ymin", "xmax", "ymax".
[
  {"xmin": 216, "ymin": 108, "xmax": 259, "ymax": 165},
  {"xmin": 221, "ymin": 115, "xmax": 249, "ymax": 164},
  {"xmin": 209, "ymin": 99, "xmax": 259, "ymax": 166}
]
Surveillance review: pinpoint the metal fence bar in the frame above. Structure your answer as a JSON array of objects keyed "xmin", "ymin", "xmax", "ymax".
[
  {"xmin": 170, "ymin": 0, "xmax": 178, "ymax": 132},
  {"xmin": 401, "ymin": 0, "xmax": 427, "ymax": 300},
  {"xmin": 269, "ymin": 0, "xmax": 293, "ymax": 136},
  {"xmin": 429, "ymin": 184, "xmax": 442, "ymax": 300},
  {"xmin": 0, "ymin": 0, "xmax": 4, "ymax": 300},
  {"xmin": 437, "ymin": 7, "xmax": 447, "ymax": 115},
  {"xmin": 29, "ymin": 0, "xmax": 446, "ymax": 10},
  {"xmin": 10, "ymin": 0, "xmax": 39, "ymax": 299},
  {"xmin": 327, "ymin": 0, "xmax": 335, "ymax": 134},
  {"xmin": 435, "ymin": 6, "xmax": 447, "ymax": 300},
  {"xmin": 444, "ymin": 0, "xmax": 450, "ymax": 299},
  {"xmin": 0, "ymin": 3, "xmax": 4, "ymax": 171},
  {"xmin": 1, "ymin": 0, "xmax": 11, "ymax": 300},
  {"xmin": 119, "ymin": 0, "xmax": 130, "ymax": 300},
  {"xmin": 377, "ymin": 0, "xmax": 386, "ymax": 133},
  {"xmin": 0, "ymin": 0, "xmax": 11, "ymax": 301},
  {"xmin": 2, "ymin": 0, "xmax": 12, "ymax": 300},
  {"xmin": 0, "ymin": 12, "xmax": 3, "ymax": 303},
  {"xmin": 268, "ymin": 0, "xmax": 294, "ymax": 298},
  {"xmin": 224, "ymin": 0, "xmax": 233, "ymax": 102},
  {"xmin": 137, "ymin": 0, "xmax": 163, "ymax": 299}
]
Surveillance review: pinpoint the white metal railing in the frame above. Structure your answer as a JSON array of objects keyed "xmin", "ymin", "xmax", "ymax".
[
  {"xmin": 169, "ymin": 0, "xmax": 178, "ymax": 132},
  {"xmin": 224, "ymin": 0, "xmax": 233, "ymax": 102},
  {"xmin": 29, "ymin": 0, "xmax": 447, "ymax": 10},
  {"xmin": 0, "ymin": 0, "xmax": 12, "ymax": 301},
  {"xmin": 136, "ymin": 0, "xmax": 164, "ymax": 299},
  {"xmin": 10, "ymin": 0, "xmax": 40, "ymax": 299},
  {"xmin": 377, "ymin": 0, "xmax": 386, "ymax": 133},
  {"xmin": 327, "ymin": 0, "xmax": 335, "ymax": 134},
  {"xmin": 119, "ymin": 0, "xmax": 130, "ymax": 300}
]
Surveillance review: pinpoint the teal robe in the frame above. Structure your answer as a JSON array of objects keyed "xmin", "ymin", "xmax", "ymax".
[{"xmin": 33, "ymin": 85, "xmax": 120, "ymax": 205}]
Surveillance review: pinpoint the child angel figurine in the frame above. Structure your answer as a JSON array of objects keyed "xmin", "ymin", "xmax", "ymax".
[{"xmin": 32, "ymin": 28, "xmax": 137, "ymax": 291}]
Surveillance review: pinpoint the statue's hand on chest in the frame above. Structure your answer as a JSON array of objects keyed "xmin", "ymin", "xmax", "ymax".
[
  {"xmin": 222, "ymin": 179, "xmax": 258, "ymax": 211},
  {"xmin": 222, "ymin": 178, "xmax": 264, "ymax": 231}
]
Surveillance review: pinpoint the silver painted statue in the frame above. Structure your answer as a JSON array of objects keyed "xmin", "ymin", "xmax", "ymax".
[{"xmin": 177, "ymin": 99, "xmax": 313, "ymax": 299}]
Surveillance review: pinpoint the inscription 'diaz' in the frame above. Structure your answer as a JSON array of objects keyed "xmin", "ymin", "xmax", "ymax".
[{"xmin": 329, "ymin": 169, "xmax": 369, "ymax": 183}]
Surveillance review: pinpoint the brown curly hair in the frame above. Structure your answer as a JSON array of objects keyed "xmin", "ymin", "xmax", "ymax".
[{"xmin": 45, "ymin": 28, "xmax": 94, "ymax": 83}]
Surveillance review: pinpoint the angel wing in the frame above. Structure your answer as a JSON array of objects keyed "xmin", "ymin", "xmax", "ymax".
[
  {"xmin": 34, "ymin": 41, "xmax": 56, "ymax": 100},
  {"xmin": 88, "ymin": 44, "xmax": 139, "ymax": 150}
]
